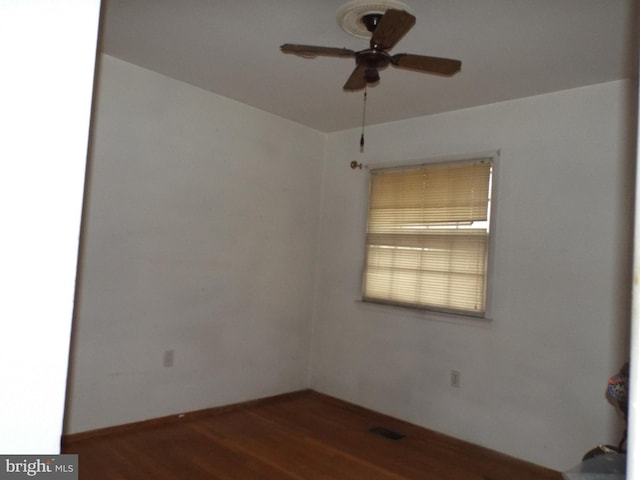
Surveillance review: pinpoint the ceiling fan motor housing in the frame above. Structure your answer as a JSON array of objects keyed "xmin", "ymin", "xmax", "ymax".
[{"xmin": 356, "ymin": 50, "xmax": 390, "ymax": 68}]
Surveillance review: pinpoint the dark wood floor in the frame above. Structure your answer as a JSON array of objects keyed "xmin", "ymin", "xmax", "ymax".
[{"xmin": 62, "ymin": 390, "xmax": 562, "ymax": 479}]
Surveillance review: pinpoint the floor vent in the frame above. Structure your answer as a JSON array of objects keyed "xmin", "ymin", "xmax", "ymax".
[{"xmin": 369, "ymin": 426, "xmax": 406, "ymax": 440}]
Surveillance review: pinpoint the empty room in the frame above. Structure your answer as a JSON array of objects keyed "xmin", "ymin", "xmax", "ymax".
[{"xmin": 2, "ymin": 1, "xmax": 639, "ymax": 478}]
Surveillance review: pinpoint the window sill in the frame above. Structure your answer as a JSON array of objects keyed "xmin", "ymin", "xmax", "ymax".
[{"xmin": 355, "ymin": 298, "xmax": 494, "ymax": 329}]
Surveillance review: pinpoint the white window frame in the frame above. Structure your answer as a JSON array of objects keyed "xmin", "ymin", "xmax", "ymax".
[{"xmin": 360, "ymin": 151, "xmax": 499, "ymax": 319}]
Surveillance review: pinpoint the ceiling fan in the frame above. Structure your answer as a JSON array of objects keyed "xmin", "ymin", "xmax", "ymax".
[{"xmin": 280, "ymin": 8, "xmax": 461, "ymax": 91}]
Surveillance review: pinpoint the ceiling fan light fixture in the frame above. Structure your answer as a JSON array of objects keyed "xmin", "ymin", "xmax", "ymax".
[
  {"xmin": 336, "ymin": 0, "xmax": 413, "ymax": 39},
  {"xmin": 364, "ymin": 68, "xmax": 380, "ymax": 83}
]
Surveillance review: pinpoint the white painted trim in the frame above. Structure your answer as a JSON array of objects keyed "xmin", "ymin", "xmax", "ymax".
[{"xmin": 626, "ymin": 61, "xmax": 640, "ymax": 479}]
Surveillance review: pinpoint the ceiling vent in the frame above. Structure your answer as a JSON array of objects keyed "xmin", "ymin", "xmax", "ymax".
[{"xmin": 369, "ymin": 426, "xmax": 406, "ymax": 440}]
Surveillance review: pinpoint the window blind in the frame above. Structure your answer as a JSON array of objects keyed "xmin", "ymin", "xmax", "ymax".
[{"xmin": 363, "ymin": 158, "xmax": 493, "ymax": 315}]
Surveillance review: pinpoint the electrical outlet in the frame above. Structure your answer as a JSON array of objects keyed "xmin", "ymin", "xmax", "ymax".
[
  {"xmin": 163, "ymin": 349, "xmax": 174, "ymax": 367},
  {"xmin": 450, "ymin": 370, "xmax": 461, "ymax": 388}
]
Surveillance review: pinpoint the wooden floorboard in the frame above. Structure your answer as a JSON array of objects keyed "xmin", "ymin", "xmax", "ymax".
[{"xmin": 62, "ymin": 390, "xmax": 562, "ymax": 480}]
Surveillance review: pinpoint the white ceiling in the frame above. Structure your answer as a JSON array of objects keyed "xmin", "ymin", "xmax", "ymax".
[{"xmin": 100, "ymin": 0, "xmax": 638, "ymax": 133}]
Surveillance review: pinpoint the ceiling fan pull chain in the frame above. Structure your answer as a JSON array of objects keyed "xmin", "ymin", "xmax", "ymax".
[{"xmin": 360, "ymin": 87, "xmax": 367, "ymax": 152}]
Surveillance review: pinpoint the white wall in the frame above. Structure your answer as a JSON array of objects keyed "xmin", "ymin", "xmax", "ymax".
[
  {"xmin": 0, "ymin": 1, "xmax": 100, "ymax": 453},
  {"xmin": 311, "ymin": 80, "xmax": 635, "ymax": 471},
  {"xmin": 64, "ymin": 55, "xmax": 325, "ymax": 433}
]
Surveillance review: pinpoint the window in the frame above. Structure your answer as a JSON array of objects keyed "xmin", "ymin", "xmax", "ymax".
[{"xmin": 362, "ymin": 157, "xmax": 494, "ymax": 317}]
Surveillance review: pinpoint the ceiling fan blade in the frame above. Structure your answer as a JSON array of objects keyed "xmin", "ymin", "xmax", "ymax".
[
  {"xmin": 343, "ymin": 65, "xmax": 367, "ymax": 91},
  {"xmin": 370, "ymin": 9, "xmax": 416, "ymax": 50},
  {"xmin": 280, "ymin": 44, "xmax": 356, "ymax": 58},
  {"xmin": 391, "ymin": 53, "xmax": 461, "ymax": 76}
]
